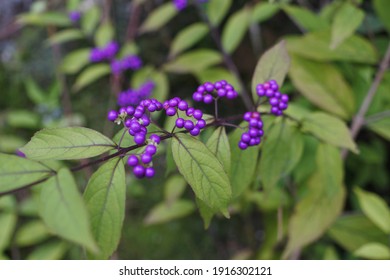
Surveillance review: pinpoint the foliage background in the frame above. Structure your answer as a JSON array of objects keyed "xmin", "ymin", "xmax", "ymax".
[{"xmin": 0, "ymin": 0, "xmax": 389, "ymax": 260}]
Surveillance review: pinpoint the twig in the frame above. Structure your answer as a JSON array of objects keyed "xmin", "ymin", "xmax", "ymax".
[{"xmin": 341, "ymin": 41, "xmax": 390, "ymax": 159}]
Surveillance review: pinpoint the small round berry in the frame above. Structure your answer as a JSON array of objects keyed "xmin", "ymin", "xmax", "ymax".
[
  {"xmin": 217, "ymin": 89, "xmax": 226, "ymax": 97},
  {"xmin": 243, "ymin": 112, "xmax": 251, "ymax": 121},
  {"xmin": 186, "ymin": 107, "xmax": 195, "ymax": 117},
  {"xmin": 214, "ymin": 82, "xmax": 222, "ymax": 89},
  {"xmin": 126, "ymin": 106, "xmax": 135, "ymax": 116},
  {"xmin": 145, "ymin": 167, "xmax": 155, "ymax": 178},
  {"xmin": 134, "ymin": 109, "xmax": 144, "ymax": 118},
  {"xmin": 269, "ymin": 97, "xmax": 279, "ymax": 106},
  {"xmin": 148, "ymin": 104, "xmax": 157, "ymax": 112},
  {"xmin": 241, "ymin": 133, "xmax": 251, "ymax": 143},
  {"xmin": 203, "ymin": 94, "xmax": 213, "ymax": 104},
  {"xmin": 257, "ymin": 120, "xmax": 263, "ymax": 128},
  {"xmin": 225, "ymin": 84, "xmax": 233, "ymax": 91},
  {"xmin": 197, "ymin": 85, "xmax": 205, "ymax": 93},
  {"xmin": 193, "ymin": 109, "xmax": 203, "ymax": 120},
  {"xmin": 278, "ymin": 102, "xmax": 288, "ymax": 110},
  {"xmin": 274, "ymin": 91, "xmax": 281, "ymax": 98},
  {"xmin": 127, "ymin": 155, "xmax": 139, "ymax": 166},
  {"xmin": 176, "ymin": 118, "xmax": 185, "ymax": 128},
  {"xmin": 107, "ymin": 110, "xmax": 118, "ymax": 122},
  {"xmin": 196, "ymin": 119, "xmax": 206, "ymax": 129},
  {"xmin": 166, "ymin": 107, "xmax": 177, "ymax": 116},
  {"xmin": 168, "ymin": 99, "xmax": 178, "ymax": 107},
  {"xmin": 271, "ymin": 106, "xmax": 279, "ymax": 115},
  {"xmin": 130, "ymin": 121, "xmax": 141, "ymax": 132},
  {"xmin": 226, "ymin": 90, "xmax": 237, "ymax": 99},
  {"xmin": 133, "ymin": 165, "xmax": 145, "ymax": 178},
  {"xmin": 238, "ymin": 141, "xmax": 248, "ymax": 150},
  {"xmin": 249, "ymin": 138, "xmax": 257, "ymax": 146},
  {"xmin": 184, "ymin": 120, "xmax": 195, "ymax": 131},
  {"xmin": 145, "ymin": 145, "xmax": 157, "ymax": 156},
  {"xmin": 140, "ymin": 115, "xmax": 150, "ymax": 126},
  {"xmin": 141, "ymin": 153, "xmax": 152, "ymax": 164},
  {"xmin": 281, "ymin": 94, "xmax": 289, "ymax": 103},
  {"xmin": 134, "ymin": 133, "xmax": 146, "ymax": 145},
  {"xmin": 265, "ymin": 89, "xmax": 274, "ymax": 97},
  {"xmin": 128, "ymin": 129, "xmax": 135, "ymax": 136},
  {"xmin": 263, "ymin": 82, "xmax": 270, "ymax": 89},
  {"xmin": 257, "ymin": 89, "xmax": 265, "ymax": 96},
  {"xmin": 204, "ymin": 82, "xmax": 214, "ymax": 92},
  {"xmin": 249, "ymin": 128, "xmax": 258, "ymax": 137},
  {"xmin": 190, "ymin": 127, "xmax": 200, "ymax": 136},
  {"xmin": 193, "ymin": 92, "xmax": 203, "ymax": 102},
  {"xmin": 249, "ymin": 118, "xmax": 259, "ymax": 127},
  {"xmin": 124, "ymin": 119, "xmax": 132, "ymax": 128},
  {"xmin": 178, "ymin": 100, "xmax": 188, "ymax": 111},
  {"xmin": 150, "ymin": 134, "xmax": 161, "ymax": 144},
  {"xmin": 119, "ymin": 107, "xmax": 127, "ymax": 114}
]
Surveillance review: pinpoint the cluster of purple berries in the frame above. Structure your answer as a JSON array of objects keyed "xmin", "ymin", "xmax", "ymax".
[
  {"xmin": 111, "ymin": 55, "xmax": 142, "ymax": 74},
  {"xmin": 117, "ymin": 81, "xmax": 155, "ymax": 107},
  {"xmin": 68, "ymin": 11, "xmax": 82, "ymax": 23},
  {"xmin": 127, "ymin": 134, "xmax": 161, "ymax": 179},
  {"xmin": 173, "ymin": 0, "xmax": 208, "ymax": 11},
  {"xmin": 193, "ymin": 80, "xmax": 238, "ymax": 104},
  {"xmin": 238, "ymin": 112, "xmax": 264, "ymax": 150},
  {"xmin": 256, "ymin": 80, "xmax": 289, "ymax": 116},
  {"xmin": 90, "ymin": 41, "xmax": 119, "ymax": 62},
  {"xmin": 163, "ymin": 97, "xmax": 206, "ymax": 136}
]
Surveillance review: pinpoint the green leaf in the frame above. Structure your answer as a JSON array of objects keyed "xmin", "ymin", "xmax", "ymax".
[
  {"xmin": 286, "ymin": 31, "xmax": 378, "ymax": 64},
  {"xmin": 27, "ymin": 241, "xmax": 68, "ymax": 260},
  {"xmin": 73, "ymin": 64, "xmax": 111, "ymax": 92},
  {"xmin": 196, "ymin": 198, "xmax": 215, "ymax": 229},
  {"xmin": 15, "ymin": 220, "xmax": 51, "ymax": 247},
  {"xmin": 302, "ymin": 112, "xmax": 358, "ymax": 153},
  {"xmin": 46, "ymin": 29, "xmax": 84, "ymax": 46},
  {"xmin": 84, "ymin": 158, "xmax": 126, "ymax": 259},
  {"xmin": 354, "ymin": 188, "xmax": 390, "ymax": 233},
  {"xmin": 95, "ymin": 21, "xmax": 114, "ymax": 47},
  {"xmin": 195, "ymin": 67, "xmax": 239, "ymax": 91},
  {"xmin": 289, "ymin": 55, "xmax": 355, "ymax": 119},
  {"xmin": 373, "ymin": 0, "xmax": 390, "ymax": 33},
  {"xmin": 367, "ymin": 117, "xmax": 390, "ymax": 141},
  {"xmin": 163, "ymin": 49, "xmax": 222, "ymax": 74},
  {"xmin": 164, "ymin": 175, "xmax": 187, "ymax": 204},
  {"xmin": 170, "ymin": 23, "xmax": 208, "ymax": 57},
  {"xmin": 206, "ymin": 127, "xmax": 231, "ymax": 174},
  {"xmin": 0, "ymin": 212, "xmax": 17, "ymax": 250},
  {"xmin": 81, "ymin": 6, "xmax": 101, "ymax": 35},
  {"xmin": 283, "ymin": 143, "xmax": 346, "ymax": 258},
  {"xmin": 330, "ymin": 3, "xmax": 364, "ymax": 49},
  {"xmin": 354, "ymin": 243, "xmax": 390, "ymax": 260},
  {"xmin": 25, "ymin": 78, "xmax": 46, "ymax": 104},
  {"xmin": 18, "ymin": 12, "xmax": 71, "ymax": 27},
  {"xmin": 228, "ymin": 125, "xmax": 260, "ymax": 198},
  {"xmin": 0, "ymin": 153, "xmax": 52, "ymax": 194},
  {"xmin": 20, "ymin": 127, "xmax": 115, "ymax": 160},
  {"xmin": 250, "ymin": 2, "xmax": 280, "ymax": 23},
  {"xmin": 283, "ymin": 5, "xmax": 329, "ymax": 32},
  {"xmin": 207, "ymin": 0, "xmax": 232, "ymax": 26},
  {"xmin": 144, "ymin": 200, "xmax": 195, "ymax": 225},
  {"xmin": 39, "ymin": 168, "xmax": 97, "ymax": 252},
  {"xmin": 0, "ymin": 135, "xmax": 26, "ymax": 153},
  {"xmin": 67, "ymin": 0, "xmax": 80, "ymax": 11},
  {"xmin": 251, "ymin": 40, "xmax": 290, "ymax": 101},
  {"xmin": 222, "ymin": 8, "xmax": 250, "ymax": 54},
  {"xmin": 171, "ymin": 134, "xmax": 232, "ymax": 211},
  {"xmin": 61, "ymin": 48, "xmax": 91, "ymax": 74},
  {"xmin": 140, "ymin": 3, "xmax": 177, "ymax": 33},
  {"xmin": 328, "ymin": 214, "xmax": 389, "ymax": 252},
  {"xmin": 259, "ymin": 120, "xmax": 303, "ymax": 191}
]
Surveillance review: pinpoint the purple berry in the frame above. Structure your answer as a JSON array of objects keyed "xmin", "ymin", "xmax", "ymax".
[
  {"xmin": 193, "ymin": 109, "xmax": 203, "ymax": 120},
  {"xmin": 166, "ymin": 107, "xmax": 177, "ymax": 116},
  {"xmin": 203, "ymin": 94, "xmax": 213, "ymax": 104},
  {"xmin": 133, "ymin": 165, "xmax": 145, "ymax": 178},
  {"xmin": 190, "ymin": 127, "xmax": 200, "ymax": 136},
  {"xmin": 196, "ymin": 119, "xmax": 206, "ymax": 129},
  {"xmin": 241, "ymin": 133, "xmax": 251, "ymax": 143},
  {"xmin": 150, "ymin": 134, "xmax": 161, "ymax": 144},
  {"xmin": 130, "ymin": 121, "xmax": 141, "ymax": 132},
  {"xmin": 141, "ymin": 153, "xmax": 152, "ymax": 164},
  {"xmin": 238, "ymin": 141, "xmax": 248, "ymax": 150},
  {"xmin": 127, "ymin": 155, "xmax": 139, "ymax": 166},
  {"xmin": 184, "ymin": 120, "xmax": 195, "ymax": 131},
  {"xmin": 186, "ymin": 107, "xmax": 194, "ymax": 116},
  {"xmin": 281, "ymin": 94, "xmax": 289, "ymax": 103},
  {"xmin": 269, "ymin": 97, "xmax": 279, "ymax": 106},
  {"xmin": 193, "ymin": 92, "xmax": 203, "ymax": 102},
  {"xmin": 134, "ymin": 133, "xmax": 146, "ymax": 145},
  {"xmin": 204, "ymin": 82, "xmax": 214, "ymax": 92},
  {"xmin": 145, "ymin": 145, "xmax": 157, "ymax": 156},
  {"xmin": 145, "ymin": 167, "xmax": 155, "ymax": 178},
  {"xmin": 107, "ymin": 110, "xmax": 118, "ymax": 122},
  {"xmin": 176, "ymin": 118, "xmax": 185, "ymax": 128},
  {"xmin": 178, "ymin": 100, "xmax": 188, "ymax": 111},
  {"xmin": 217, "ymin": 89, "xmax": 226, "ymax": 97},
  {"xmin": 243, "ymin": 112, "xmax": 251, "ymax": 121}
]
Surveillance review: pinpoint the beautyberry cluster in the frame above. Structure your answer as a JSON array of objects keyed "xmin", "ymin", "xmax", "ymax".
[
  {"xmin": 163, "ymin": 97, "xmax": 206, "ymax": 136},
  {"xmin": 193, "ymin": 80, "xmax": 238, "ymax": 104},
  {"xmin": 256, "ymin": 80, "xmax": 289, "ymax": 116},
  {"xmin": 127, "ymin": 134, "xmax": 161, "ymax": 179},
  {"xmin": 117, "ymin": 81, "xmax": 155, "ymax": 107},
  {"xmin": 89, "ymin": 41, "xmax": 119, "ymax": 62},
  {"xmin": 111, "ymin": 55, "xmax": 142, "ymax": 74},
  {"xmin": 238, "ymin": 112, "xmax": 263, "ymax": 150}
]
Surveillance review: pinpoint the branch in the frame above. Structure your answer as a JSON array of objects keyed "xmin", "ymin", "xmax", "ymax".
[{"xmin": 341, "ymin": 41, "xmax": 390, "ymax": 160}]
